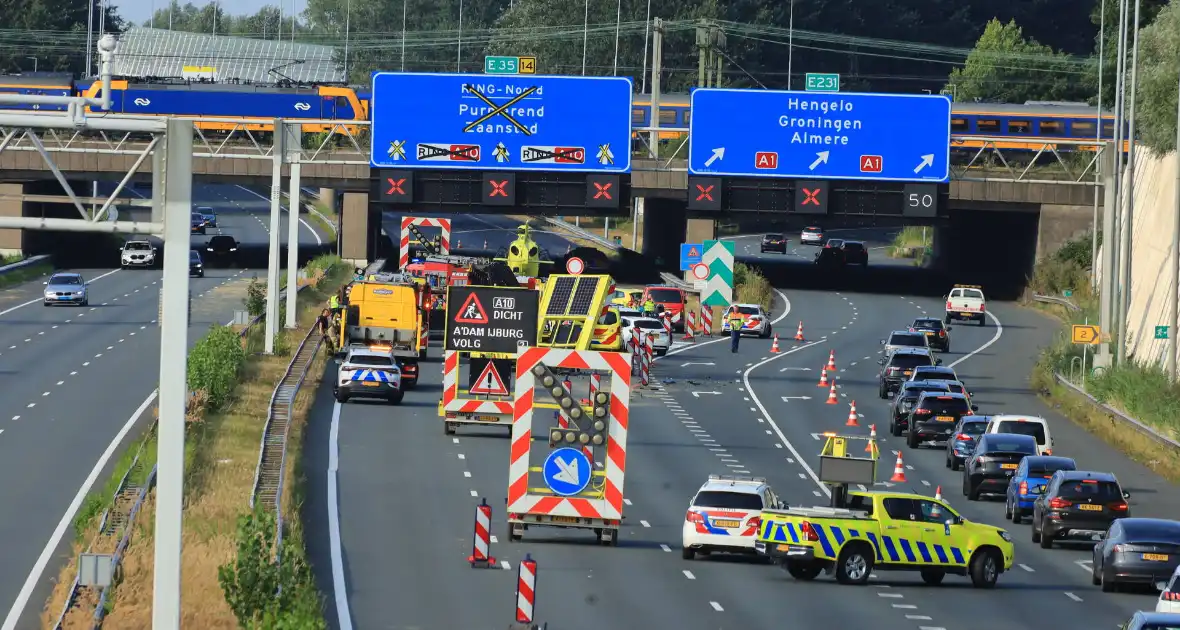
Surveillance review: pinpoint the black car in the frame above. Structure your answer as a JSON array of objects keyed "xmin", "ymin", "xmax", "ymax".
[
  {"xmin": 1092, "ymin": 518, "xmax": 1180, "ymax": 592},
  {"xmin": 205, "ymin": 235, "xmax": 239, "ymax": 266},
  {"xmin": 911, "ymin": 317, "xmax": 951, "ymax": 352},
  {"xmin": 945, "ymin": 415, "xmax": 992, "ymax": 471},
  {"xmin": 889, "ymin": 380, "xmax": 951, "ymax": 436},
  {"xmin": 908, "ymin": 364, "xmax": 959, "ymax": 385},
  {"xmin": 760, "ymin": 233, "xmax": 787, "ymax": 254},
  {"xmin": 189, "ymin": 249, "xmax": 204, "ymax": 277},
  {"xmin": 814, "ymin": 246, "xmax": 845, "ymax": 269},
  {"xmin": 905, "ymin": 391, "xmax": 978, "ymax": 448},
  {"xmin": 962, "ymin": 433, "xmax": 1038, "ymax": 500},
  {"xmin": 190, "ymin": 212, "xmax": 206, "ymax": 235},
  {"xmin": 841, "ymin": 241, "xmax": 868, "ymax": 266},
  {"xmin": 877, "ymin": 347, "xmax": 936, "ymax": 399},
  {"xmin": 1032, "ymin": 470, "xmax": 1130, "ymax": 548}
]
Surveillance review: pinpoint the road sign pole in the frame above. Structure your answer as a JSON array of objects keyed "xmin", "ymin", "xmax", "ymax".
[{"xmin": 1169, "ymin": 74, "xmax": 1180, "ymax": 380}]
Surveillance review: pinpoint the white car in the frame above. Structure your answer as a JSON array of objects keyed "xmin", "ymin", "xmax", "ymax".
[
  {"xmin": 120, "ymin": 240, "xmax": 157, "ymax": 268},
  {"xmin": 984, "ymin": 415, "xmax": 1054, "ymax": 456},
  {"xmin": 945, "ymin": 284, "xmax": 987, "ymax": 326},
  {"xmin": 682, "ymin": 474, "xmax": 783, "ymax": 560},
  {"xmin": 1157, "ymin": 566, "xmax": 1180, "ymax": 613},
  {"xmin": 721, "ymin": 303, "xmax": 772, "ymax": 338},
  {"xmin": 800, "ymin": 225, "xmax": 825, "ymax": 245},
  {"xmin": 334, "ymin": 345, "xmax": 403, "ymax": 404},
  {"xmin": 621, "ymin": 315, "xmax": 671, "ymax": 356}
]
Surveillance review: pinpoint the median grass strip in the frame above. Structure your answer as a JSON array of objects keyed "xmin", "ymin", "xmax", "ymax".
[
  {"xmin": 41, "ymin": 255, "xmax": 347, "ymax": 627},
  {"xmin": 0, "ymin": 261, "xmax": 52, "ymax": 290}
]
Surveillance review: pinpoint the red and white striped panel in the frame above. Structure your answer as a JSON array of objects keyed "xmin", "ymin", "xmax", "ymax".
[
  {"xmin": 508, "ymin": 348, "xmax": 631, "ymax": 520},
  {"xmin": 398, "ymin": 217, "xmax": 452, "ymax": 269},
  {"xmin": 442, "ymin": 351, "xmax": 513, "ymax": 415}
]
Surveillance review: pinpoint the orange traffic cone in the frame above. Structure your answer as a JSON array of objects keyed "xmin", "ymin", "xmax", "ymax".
[
  {"xmin": 825, "ymin": 384, "xmax": 839, "ymax": 404},
  {"xmin": 935, "ymin": 485, "xmax": 943, "ymax": 501},
  {"xmin": 817, "ymin": 367, "xmax": 829, "ymax": 387},
  {"xmin": 865, "ymin": 424, "xmax": 877, "ymax": 452},
  {"xmin": 769, "ymin": 334, "xmax": 781, "ymax": 353},
  {"xmin": 794, "ymin": 321, "xmax": 805, "ymax": 342},
  {"xmin": 890, "ymin": 452, "xmax": 907, "ymax": 482},
  {"xmin": 826, "ymin": 350, "xmax": 837, "ymax": 372},
  {"xmin": 846, "ymin": 401, "xmax": 860, "ymax": 427}
]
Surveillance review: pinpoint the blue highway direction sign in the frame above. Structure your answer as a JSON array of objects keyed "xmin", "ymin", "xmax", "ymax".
[
  {"xmin": 542, "ymin": 447, "xmax": 592, "ymax": 496},
  {"xmin": 688, "ymin": 88, "xmax": 951, "ymax": 183},
  {"xmin": 680, "ymin": 243, "xmax": 703, "ymax": 271},
  {"xmin": 370, "ymin": 72, "xmax": 633, "ymax": 173}
]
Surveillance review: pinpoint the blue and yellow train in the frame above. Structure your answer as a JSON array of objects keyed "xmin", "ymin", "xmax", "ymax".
[{"xmin": 0, "ymin": 73, "xmax": 1121, "ymax": 150}]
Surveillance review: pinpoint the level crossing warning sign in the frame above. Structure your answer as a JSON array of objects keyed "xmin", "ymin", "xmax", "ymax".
[
  {"xmin": 470, "ymin": 361, "xmax": 510, "ymax": 396},
  {"xmin": 445, "ymin": 286, "xmax": 540, "ymax": 354}
]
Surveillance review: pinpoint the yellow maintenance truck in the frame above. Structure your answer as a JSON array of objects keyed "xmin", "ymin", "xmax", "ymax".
[
  {"xmin": 340, "ymin": 274, "xmax": 431, "ymax": 387},
  {"xmin": 755, "ymin": 432, "xmax": 1014, "ymax": 588}
]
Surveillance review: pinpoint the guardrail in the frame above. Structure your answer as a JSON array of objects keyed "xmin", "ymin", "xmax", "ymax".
[
  {"xmin": 1031, "ymin": 293, "xmax": 1083, "ymax": 312},
  {"xmin": 50, "ymin": 281, "xmax": 306, "ymax": 629},
  {"xmin": 1052, "ymin": 372, "xmax": 1180, "ymax": 453},
  {"xmin": 0, "ymin": 254, "xmax": 51, "ymax": 276}
]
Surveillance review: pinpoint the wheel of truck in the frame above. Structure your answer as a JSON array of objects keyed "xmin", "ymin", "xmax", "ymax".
[
  {"xmin": 507, "ymin": 521, "xmax": 521, "ymax": 542},
  {"xmin": 968, "ymin": 549, "xmax": 1000, "ymax": 589},
  {"xmin": 443, "ymin": 422, "xmax": 456, "ymax": 435},
  {"xmin": 920, "ymin": 569, "xmax": 946, "ymax": 586},
  {"xmin": 785, "ymin": 561, "xmax": 822, "ymax": 581},
  {"xmin": 834, "ymin": 544, "xmax": 874, "ymax": 585},
  {"xmin": 334, "ymin": 389, "xmax": 348, "ymax": 404},
  {"xmin": 978, "ymin": 317, "xmax": 986, "ymax": 327}
]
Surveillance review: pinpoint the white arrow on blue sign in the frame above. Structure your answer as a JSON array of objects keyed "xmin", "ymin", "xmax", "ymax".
[{"xmin": 542, "ymin": 447, "xmax": 592, "ymax": 496}]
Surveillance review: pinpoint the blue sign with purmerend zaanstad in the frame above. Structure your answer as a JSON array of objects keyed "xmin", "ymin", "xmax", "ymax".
[
  {"xmin": 542, "ymin": 446, "xmax": 592, "ymax": 497},
  {"xmin": 688, "ymin": 88, "xmax": 951, "ymax": 183},
  {"xmin": 370, "ymin": 72, "xmax": 633, "ymax": 173}
]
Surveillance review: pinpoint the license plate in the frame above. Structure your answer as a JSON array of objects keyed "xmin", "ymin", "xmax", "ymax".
[
  {"xmin": 936, "ymin": 415, "xmax": 954, "ymax": 422},
  {"xmin": 924, "ymin": 331, "xmax": 934, "ymax": 335},
  {"xmin": 1143, "ymin": 553, "xmax": 1169, "ymax": 561},
  {"xmin": 57, "ymin": 296, "xmax": 70, "ymax": 300},
  {"xmin": 903, "ymin": 371, "xmax": 912, "ymax": 376},
  {"xmin": 776, "ymin": 544, "xmax": 790, "ymax": 552},
  {"xmin": 1000, "ymin": 463, "xmax": 1017, "ymax": 469},
  {"xmin": 713, "ymin": 519, "xmax": 740, "ymax": 528},
  {"xmin": 1078, "ymin": 504, "xmax": 1103, "ymax": 511},
  {"xmin": 362, "ymin": 382, "xmax": 380, "ymax": 387},
  {"xmin": 551, "ymin": 516, "xmax": 578, "ymax": 524},
  {"xmin": 475, "ymin": 415, "xmax": 499, "ymax": 422},
  {"xmin": 960, "ymin": 312, "xmax": 972, "ymax": 317}
]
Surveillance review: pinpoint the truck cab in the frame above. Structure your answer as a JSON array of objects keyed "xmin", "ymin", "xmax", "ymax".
[{"xmin": 945, "ymin": 284, "xmax": 987, "ymax": 326}]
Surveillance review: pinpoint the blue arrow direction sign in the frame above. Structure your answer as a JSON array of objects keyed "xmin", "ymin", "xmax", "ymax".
[
  {"xmin": 370, "ymin": 72, "xmax": 633, "ymax": 173},
  {"xmin": 542, "ymin": 447, "xmax": 592, "ymax": 496},
  {"xmin": 680, "ymin": 243, "xmax": 703, "ymax": 271},
  {"xmin": 688, "ymin": 88, "xmax": 951, "ymax": 183}
]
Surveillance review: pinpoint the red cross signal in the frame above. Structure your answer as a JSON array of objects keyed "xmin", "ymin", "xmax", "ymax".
[
  {"xmin": 802, "ymin": 188, "xmax": 822, "ymax": 205},
  {"xmin": 593, "ymin": 182, "xmax": 613, "ymax": 200},
  {"xmin": 488, "ymin": 180, "xmax": 509, "ymax": 197},
  {"xmin": 695, "ymin": 184, "xmax": 714, "ymax": 201},
  {"xmin": 386, "ymin": 178, "xmax": 407, "ymax": 195}
]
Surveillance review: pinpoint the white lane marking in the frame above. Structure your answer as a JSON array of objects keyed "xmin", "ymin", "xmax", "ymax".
[
  {"xmin": 1019, "ymin": 563, "xmax": 1034, "ymax": 572},
  {"xmin": 640, "ymin": 520, "xmax": 651, "ymax": 528},
  {"xmin": 500, "ymin": 560, "xmax": 511, "ymax": 570},
  {"xmin": 10, "ymin": 416, "xmax": 17, "ymax": 421},
  {"xmin": 947, "ymin": 310, "xmax": 1004, "ymax": 369},
  {"xmin": 892, "ymin": 604, "xmax": 917, "ymax": 609},
  {"xmin": 235, "ymin": 184, "xmax": 324, "ymax": 245},
  {"xmin": 878, "ymin": 592, "xmax": 904, "ymax": 598},
  {"xmin": 0, "ymin": 268, "xmax": 120, "ymax": 318},
  {"xmin": 25, "ymin": 403, "xmax": 34, "ymax": 408},
  {"xmin": 325, "ymin": 402, "xmax": 355, "ymax": 630},
  {"xmin": 463, "ymin": 471, "xmax": 471, "ymax": 478},
  {"xmin": 682, "ymin": 570, "xmax": 696, "ymax": 580},
  {"xmin": 709, "ymin": 602, "xmax": 724, "ymax": 612},
  {"xmin": 918, "ymin": 627, "xmax": 947, "ymax": 630},
  {"xmin": 1073, "ymin": 559, "xmax": 1093, "ymax": 573},
  {"xmin": 660, "ymin": 544, "xmax": 671, "ymax": 552},
  {"xmin": 469, "ymin": 490, "xmax": 478, "ymax": 497},
  {"xmin": 907, "ymin": 615, "xmax": 933, "ymax": 621},
  {"xmin": 624, "ymin": 498, "xmax": 633, "ymax": 506},
  {"xmin": 457, "ymin": 453, "xmax": 465, "ymax": 460},
  {"xmin": 1064, "ymin": 592, "xmax": 1082, "ymax": 602},
  {"xmin": 1, "ymin": 392, "xmax": 156, "ymax": 630}
]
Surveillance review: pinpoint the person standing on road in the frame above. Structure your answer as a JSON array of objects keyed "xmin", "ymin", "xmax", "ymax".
[{"xmin": 727, "ymin": 306, "xmax": 744, "ymax": 353}]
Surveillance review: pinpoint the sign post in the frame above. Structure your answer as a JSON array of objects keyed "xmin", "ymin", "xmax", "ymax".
[
  {"xmin": 369, "ymin": 73, "xmax": 633, "ymax": 174},
  {"xmin": 805, "ymin": 73, "xmax": 840, "ymax": 92},
  {"xmin": 687, "ymin": 88, "xmax": 951, "ymax": 182}
]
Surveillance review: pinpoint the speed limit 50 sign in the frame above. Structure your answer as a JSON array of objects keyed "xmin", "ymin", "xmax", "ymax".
[{"xmin": 902, "ymin": 183, "xmax": 939, "ymax": 218}]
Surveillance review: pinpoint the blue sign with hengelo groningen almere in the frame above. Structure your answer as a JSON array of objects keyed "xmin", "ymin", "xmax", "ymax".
[
  {"xmin": 688, "ymin": 88, "xmax": 951, "ymax": 183},
  {"xmin": 370, "ymin": 72, "xmax": 633, "ymax": 173}
]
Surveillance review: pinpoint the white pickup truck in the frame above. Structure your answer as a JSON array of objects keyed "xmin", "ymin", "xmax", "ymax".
[{"xmin": 944, "ymin": 284, "xmax": 987, "ymax": 326}]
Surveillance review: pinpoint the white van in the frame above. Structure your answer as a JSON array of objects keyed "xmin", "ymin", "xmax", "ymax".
[{"xmin": 985, "ymin": 415, "xmax": 1054, "ymax": 455}]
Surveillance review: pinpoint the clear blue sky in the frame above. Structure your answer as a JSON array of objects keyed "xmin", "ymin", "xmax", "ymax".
[{"xmin": 119, "ymin": 0, "xmax": 308, "ymax": 28}]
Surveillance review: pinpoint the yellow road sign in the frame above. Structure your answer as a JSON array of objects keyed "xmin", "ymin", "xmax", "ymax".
[
  {"xmin": 519, "ymin": 56, "xmax": 537, "ymax": 74},
  {"xmin": 1071, "ymin": 324, "xmax": 1100, "ymax": 345}
]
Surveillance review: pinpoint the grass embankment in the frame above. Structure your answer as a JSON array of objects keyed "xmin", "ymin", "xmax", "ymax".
[
  {"xmin": 0, "ymin": 260, "xmax": 52, "ymax": 290},
  {"xmin": 303, "ymin": 195, "xmax": 338, "ymax": 238},
  {"xmin": 887, "ymin": 226, "xmax": 933, "ymax": 263},
  {"xmin": 44, "ymin": 255, "xmax": 348, "ymax": 628},
  {"xmin": 1025, "ymin": 233, "xmax": 1180, "ymax": 483}
]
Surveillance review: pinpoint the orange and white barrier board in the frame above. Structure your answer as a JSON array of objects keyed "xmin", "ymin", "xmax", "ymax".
[
  {"xmin": 441, "ymin": 350, "xmax": 514, "ymax": 434},
  {"xmin": 398, "ymin": 216, "xmax": 452, "ymax": 269}
]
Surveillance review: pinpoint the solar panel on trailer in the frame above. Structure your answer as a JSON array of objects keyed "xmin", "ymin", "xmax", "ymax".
[
  {"xmin": 568, "ymin": 277, "xmax": 602, "ymax": 316},
  {"xmin": 546, "ymin": 277, "xmax": 576, "ymax": 315}
]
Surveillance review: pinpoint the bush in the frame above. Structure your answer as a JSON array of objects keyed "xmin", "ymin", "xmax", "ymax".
[
  {"xmin": 734, "ymin": 262, "xmax": 773, "ymax": 310},
  {"xmin": 244, "ymin": 277, "xmax": 266, "ymax": 317},
  {"xmin": 218, "ymin": 509, "xmax": 326, "ymax": 630},
  {"xmin": 188, "ymin": 325, "xmax": 247, "ymax": 410}
]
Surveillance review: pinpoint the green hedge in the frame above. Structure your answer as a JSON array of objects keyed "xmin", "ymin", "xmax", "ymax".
[{"xmin": 188, "ymin": 325, "xmax": 248, "ymax": 410}]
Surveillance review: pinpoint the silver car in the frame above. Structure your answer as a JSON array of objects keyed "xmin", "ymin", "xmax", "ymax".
[
  {"xmin": 621, "ymin": 315, "xmax": 671, "ymax": 356},
  {"xmin": 43, "ymin": 272, "xmax": 88, "ymax": 306},
  {"xmin": 882, "ymin": 329, "xmax": 930, "ymax": 357}
]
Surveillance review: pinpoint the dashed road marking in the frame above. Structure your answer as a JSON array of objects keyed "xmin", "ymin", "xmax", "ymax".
[
  {"xmin": 709, "ymin": 602, "xmax": 723, "ymax": 612},
  {"xmin": 682, "ymin": 570, "xmax": 696, "ymax": 580}
]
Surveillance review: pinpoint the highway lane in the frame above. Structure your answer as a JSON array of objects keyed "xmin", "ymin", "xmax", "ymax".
[
  {"xmin": 0, "ymin": 185, "xmax": 325, "ymax": 629},
  {"xmin": 724, "ymin": 226, "xmax": 913, "ymax": 268}
]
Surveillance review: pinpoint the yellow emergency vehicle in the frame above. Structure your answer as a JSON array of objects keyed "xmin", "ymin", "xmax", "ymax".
[
  {"xmin": 608, "ymin": 288, "xmax": 643, "ymax": 308},
  {"xmin": 755, "ymin": 432, "xmax": 1014, "ymax": 588}
]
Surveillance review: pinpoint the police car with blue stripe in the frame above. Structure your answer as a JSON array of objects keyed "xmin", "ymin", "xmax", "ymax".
[
  {"xmin": 682, "ymin": 474, "xmax": 784, "ymax": 560},
  {"xmin": 334, "ymin": 345, "xmax": 403, "ymax": 404}
]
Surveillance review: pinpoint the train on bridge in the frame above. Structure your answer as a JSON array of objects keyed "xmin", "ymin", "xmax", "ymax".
[{"xmin": 0, "ymin": 73, "xmax": 1124, "ymax": 151}]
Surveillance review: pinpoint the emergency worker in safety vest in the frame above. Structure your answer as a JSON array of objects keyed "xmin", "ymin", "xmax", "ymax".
[
  {"xmin": 642, "ymin": 297, "xmax": 657, "ymax": 317},
  {"xmin": 727, "ymin": 306, "xmax": 744, "ymax": 353}
]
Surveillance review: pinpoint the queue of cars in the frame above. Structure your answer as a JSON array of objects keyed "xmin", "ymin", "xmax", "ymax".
[
  {"xmin": 875, "ymin": 309, "xmax": 1180, "ymax": 609},
  {"xmin": 760, "ymin": 228, "xmax": 870, "ymax": 268}
]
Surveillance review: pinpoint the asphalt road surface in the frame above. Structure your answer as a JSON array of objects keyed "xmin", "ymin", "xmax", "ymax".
[
  {"xmin": 302, "ymin": 278, "xmax": 1177, "ymax": 629},
  {"xmin": 0, "ymin": 183, "xmax": 327, "ymax": 630}
]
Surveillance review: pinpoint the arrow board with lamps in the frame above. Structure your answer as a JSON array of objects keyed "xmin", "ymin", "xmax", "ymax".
[{"xmin": 543, "ymin": 446, "xmax": 593, "ymax": 496}]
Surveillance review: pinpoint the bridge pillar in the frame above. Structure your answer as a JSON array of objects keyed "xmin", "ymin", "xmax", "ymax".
[
  {"xmin": 340, "ymin": 191, "xmax": 371, "ymax": 266},
  {"xmin": 641, "ymin": 197, "xmax": 687, "ymax": 271},
  {"xmin": 319, "ymin": 188, "xmax": 337, "ymax": 213},
  {"xmin": 0, "ymin": 182, "xmax": 25, "ymax": 256}
]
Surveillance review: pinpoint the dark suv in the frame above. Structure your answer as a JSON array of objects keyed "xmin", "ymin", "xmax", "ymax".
[
  {"xmin": 841, "ymin": 241, "xmax": 868, "ymax": 266},
  {"xmin": 760, "ymin": 233, "xmax": 787, "ymax": 254},
  {"xmin": 910, "ymin": 317, "xmax": 951, "ymax": 352},
  {"xmin": 889, "ymin": 380, "xmax": 951, "ymax": 436},
  {"xmin": 878, "ymin": 348, "xmax": 936, "ymax": 399},
  {"xmin": 204, "ymin": 235, "xmax": 239, "ymax": 266},
  {"xmin": 906, "ymin": 392, "xmax": 978, "ymax": 448},
  {"xmin": 1032, "ymin": 470, "xmax": 1130, "ymax": 549},
  {"xmin": 963, "ymin": 433, "xmax": 1038, "ymax": 500},
  {"xmin": 946, "ymin": 415, "xmax": 992, "ymax": 471}
]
